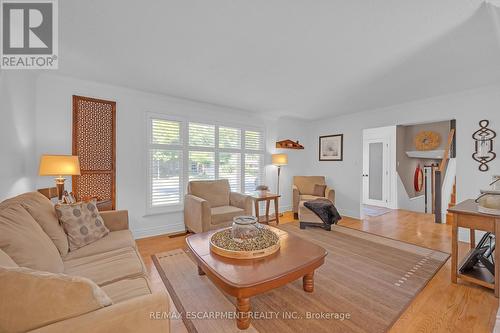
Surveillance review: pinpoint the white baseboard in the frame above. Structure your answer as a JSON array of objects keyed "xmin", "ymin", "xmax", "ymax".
[{"xmin": 132, "ymin": 221, "xmax": 185, "ymax": 239}]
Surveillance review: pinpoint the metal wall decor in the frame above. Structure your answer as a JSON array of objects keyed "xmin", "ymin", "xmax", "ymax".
[{"xmin": 472, "ymin": 120, "xmax": 496, "ymax": 172}]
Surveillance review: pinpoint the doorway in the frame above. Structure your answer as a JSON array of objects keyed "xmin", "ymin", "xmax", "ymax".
[{"xmin": 362, "ymin": 126, "xmax": 397, "ymax": 212}]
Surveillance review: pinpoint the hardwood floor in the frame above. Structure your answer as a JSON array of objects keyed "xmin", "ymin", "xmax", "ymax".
[{"xmin": 136, "ymin": 210, "xmax": 499, "ymax": 333}]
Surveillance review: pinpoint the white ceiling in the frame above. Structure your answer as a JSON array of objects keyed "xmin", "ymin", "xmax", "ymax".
[{"xmin": 58, "ymin": 0, "xmax": 500, "ymax": 119}]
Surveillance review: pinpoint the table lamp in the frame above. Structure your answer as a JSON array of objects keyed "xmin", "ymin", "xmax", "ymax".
[
  {"xmin": 271, "ymin": 153, "xmax": 288, "ymax": 195},
  {"xmin": 39, "ymin": 155, "xmax": 81, "ymax": 201}
]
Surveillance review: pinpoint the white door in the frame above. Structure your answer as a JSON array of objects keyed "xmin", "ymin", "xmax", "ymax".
[{"xmin": 362, "ymin": 138, "xmax": 389, "ymax": 207}]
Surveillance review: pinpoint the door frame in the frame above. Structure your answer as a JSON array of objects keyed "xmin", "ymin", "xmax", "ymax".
[{"xmin": 362, "ymin": 126, "xmax": 397, "ymax": 210}]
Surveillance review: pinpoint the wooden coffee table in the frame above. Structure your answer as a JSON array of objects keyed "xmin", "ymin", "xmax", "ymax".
[{"xmin": 186, "ymin": 226, "xmax": 327, "ymax": 330}]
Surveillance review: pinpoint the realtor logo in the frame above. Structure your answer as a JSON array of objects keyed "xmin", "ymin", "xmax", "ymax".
[{"xmin": 1, "ymin": 0, "xmax": 58, "ymax": 69}]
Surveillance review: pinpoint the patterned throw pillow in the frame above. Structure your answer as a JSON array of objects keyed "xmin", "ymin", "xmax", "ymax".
[{"xmin": 55, "ymin": 200, "xmax": 109, "ymax": 251}]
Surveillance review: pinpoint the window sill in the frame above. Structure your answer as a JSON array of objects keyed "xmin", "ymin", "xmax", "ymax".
[{"xmin": 144, "ymin": 205, "xmax": 183, "ymax": 217}]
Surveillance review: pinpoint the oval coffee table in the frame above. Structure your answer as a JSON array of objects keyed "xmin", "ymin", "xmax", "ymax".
[{"xmin": 186, "ymin": 226, "xmax": 327, "ymax": 330}]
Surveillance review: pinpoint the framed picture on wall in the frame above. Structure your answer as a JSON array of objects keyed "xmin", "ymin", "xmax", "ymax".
[{"xmin": 319, "ymin": 134, "xmax": 343, "ymax": 161}]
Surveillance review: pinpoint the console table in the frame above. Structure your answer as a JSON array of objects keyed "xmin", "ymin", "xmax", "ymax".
[{"xmin": 448, "ymin": 199, "xmax": 500, "ymax": 297}]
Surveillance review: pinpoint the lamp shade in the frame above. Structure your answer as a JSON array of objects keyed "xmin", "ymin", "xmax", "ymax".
[
  {"xmin": 39, "ymin": 155, "xmax": 81, "ymax": 176},
  {"xmin": 271, "ymin": 153, "xmax": 288, "ymax": 166}
]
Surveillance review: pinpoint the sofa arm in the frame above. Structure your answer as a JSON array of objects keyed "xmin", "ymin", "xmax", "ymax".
[
  {"xmin": 184, "ymin": 194, "xmax": 211, "ymax": 233},
  {"xmin": 100, "ymin": 210, "xmax": 129, "ymax": 231},
  {"xmin": 326, "ymin": 187, "xmax": 335, "ymax": 204},
  {"xmin": 293, "ymin": 185, "xmax": 300, "ymax": 213},
  {"xmin": 229, "ymin": 192, "xmax": 253, "ymax": 215},
  {"xmin": 0, "ymin": 267, "xmax": 112, "ymax": 333},
  {"xmin": 29, "ymin": 292, "xmax": 170, "ymax": 333}
]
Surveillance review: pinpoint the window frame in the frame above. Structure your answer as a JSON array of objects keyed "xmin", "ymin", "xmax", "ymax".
[{"xmin": 145, "ymin": 112, "xmax": 265, "ymax": 215}]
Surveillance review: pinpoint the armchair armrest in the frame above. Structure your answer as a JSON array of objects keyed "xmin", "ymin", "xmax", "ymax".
[
  {"xmin": 29, "ymin": 292, "xmax": 170, "ymax": 333},
  {"xmin": 325, "ymin": 187, "xmax": 335, "ymax": 204},
  {"xmin": 229, "ymin": 192, "xmax": 253, "ymax": 215},
  {"xmin": 100, "ymin": 210, "xmax": 129, "ymax": 231},
  {"xmin": 293, "ymin": 185, "xmax": 300, "ymax": 213},
  {"xmin": 184, "ymin": 194, "xmax": 211, "ymax": 233}
]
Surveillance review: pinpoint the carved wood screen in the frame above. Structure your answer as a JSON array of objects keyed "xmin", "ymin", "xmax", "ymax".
[{"xmin": 72, "ymin": 95, "xmax": 116, "ymax": 210}]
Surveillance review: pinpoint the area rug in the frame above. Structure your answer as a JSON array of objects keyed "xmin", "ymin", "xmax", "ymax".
[
  {"xmin": 362, "ymin": 205, "xmax": 392, "ymax": 217},
  {"xmin": 152, "ymin": 223, "xmax": 449, "ymax": 333}
]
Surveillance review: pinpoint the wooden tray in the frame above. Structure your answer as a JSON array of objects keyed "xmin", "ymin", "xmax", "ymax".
[{"xmin": 209, "ymin": 231, "xmax": 280, "ymax": 259}]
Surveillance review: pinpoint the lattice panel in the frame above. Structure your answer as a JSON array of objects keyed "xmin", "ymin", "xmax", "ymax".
[
  {"xmin": 73, "ymin": 173, "xmax": 113, "ymax": 202},
  {"xmin": 73, "ymin": 96, "xmax": 116, "ymax": 210},
  {"xmin": 74, "ymin": 99, "xmax": 114, "ymax": 171}
]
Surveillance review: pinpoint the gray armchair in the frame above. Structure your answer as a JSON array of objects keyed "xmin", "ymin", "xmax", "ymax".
[
  {"xmin": 184, "ymin": 179, "xmax": 253, "ymax": 233},
  {"xmin": 293, "ymin": 176, "xmax": 335, "ymax": 218}
]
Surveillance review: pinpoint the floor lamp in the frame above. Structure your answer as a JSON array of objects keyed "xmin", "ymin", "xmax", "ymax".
[{"xmin": 271, "ymin": 153, "xmax": 288, "ymax": 196}]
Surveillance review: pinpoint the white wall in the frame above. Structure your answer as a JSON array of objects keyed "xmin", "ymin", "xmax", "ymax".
[
  {"xmin": 34, "ymin": 74, "xmax": 306, "ymax": 238},
  {"xmin": 306, "ymin": 85, "xmax": 500, "ymax": 241},
  {"xmin": 0, "ymin": 72, "xmax": 37, "ymax": 200}
]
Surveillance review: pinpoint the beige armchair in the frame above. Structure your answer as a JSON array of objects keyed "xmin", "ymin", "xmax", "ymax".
[
  {"xmin": 184, "ymin": 179, "xmax": 253, "ymax": 233},
  {"xmin": 293, "ymin": 176, "xmax": 335, "ymax": 218}
]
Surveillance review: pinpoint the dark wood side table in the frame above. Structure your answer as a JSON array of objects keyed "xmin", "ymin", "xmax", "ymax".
[
  {"xmin": 448, "ymin": 199, "xmax": 500, "ymax": 297},
  {"xmin": 251, "ymin": 192, "xmax": 280, "ymax": 225}
]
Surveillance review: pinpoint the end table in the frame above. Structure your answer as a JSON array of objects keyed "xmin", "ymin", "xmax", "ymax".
[{"xmin": 251, "ymin": 192, "xmax": 280, "ymax": 225}]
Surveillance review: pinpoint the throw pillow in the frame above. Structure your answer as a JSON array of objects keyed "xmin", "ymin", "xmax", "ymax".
[
  {"xmin": 55, "ymin": 200, "xmax": 109, "ymax": 251},
  {"xmin": 20, "ymin": 192, "xmax": 70, "ymax": 256},
  {"xmin": 312, "ymin": 184, "xmax": 327, "ymax": 197},
  {"xmin": 0, "ymin": 204, "xmax": 64, "ymax": 273}
]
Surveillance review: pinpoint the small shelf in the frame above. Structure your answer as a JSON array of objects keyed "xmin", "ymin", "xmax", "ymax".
[
  {"xmin": 457, "ymin": 248, "xmax": 495, "ymax": 289},
  {"xmin": 405, "ymin": 150, "xmax": 445, "ymax": 159},
  {"xmin": 276, "ymin": 139, "xmax": 304, "ymax": 149},
  {"xmin": 458, "ymin": 267, "xmax": 495, "ymax": 290}
]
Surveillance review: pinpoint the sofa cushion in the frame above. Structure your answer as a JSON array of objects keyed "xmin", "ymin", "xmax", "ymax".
[
  {"xmin": 63, "ymin": 230, "xmax": 136, "ymax": 261},
  {"xmin": 189, "ymin": 179, "xmax": 230, "ymax": 207},
  {"xmin": 101, "ymin": 277, "xmax": 151, "ymax": 303},
  {"xmin": 300, "ymin": 194, "xmax": 323, "ymax": 202},
  {"xmin": 55, "ymin": 200, "xmax": 109, "ymax": 251},
  {"xmin": 0, "ymin": 266, "xmax": 111, "ymax": 333},
  {"xmin": 0, "ymin": 249, "xmax": 17, "ymax": 268},
  {"xmin": 64, "ymin": 247, "xmax": 146, "ymax": 286},
  {"xmin": 0, "ymin": 204, "xmax": 64, "ymax": 273},
  {"xmin": 293, "ymin": 176, "xmax": 326, "ymax": 195},
  {"xmin": 211, "ymin": 205, "xmax": 244, "ymax": 225},
  {"xmin": 18, "ymin": 192, "xmax": 70, "ymax": 256}
]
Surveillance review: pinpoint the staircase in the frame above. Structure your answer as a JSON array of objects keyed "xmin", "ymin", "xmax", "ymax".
[
  {"xmin": 434, "ymin": 128, "xmax": 455, "ymax": 223},
  {"xmin": 446, "ymin": 179, "xmax": 456, "ymax": 224}
]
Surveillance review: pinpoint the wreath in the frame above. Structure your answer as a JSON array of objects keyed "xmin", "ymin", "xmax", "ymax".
[{"xmin": 414, "ymin": 131, "xmax": 441, "ymax": 151}]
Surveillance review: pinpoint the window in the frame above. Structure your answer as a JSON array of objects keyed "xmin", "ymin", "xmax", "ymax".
[
  {"xmin": 147, "ymin": 115, "xmax": 264, "ymax": 212},
  {"xmin": 148, "ymin": 119, "xmax": 183, "ymax": 208}
]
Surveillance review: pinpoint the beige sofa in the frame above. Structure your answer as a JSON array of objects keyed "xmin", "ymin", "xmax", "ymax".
[
  {"xmin": 0, "ymin": 192, "xmax": 169, "ymax": 333},
  {"xmin": 184, "ymin": 179, "xmax": 253, "ymax": 233},
  {"xmin": 293, "ymin": 176, "xmax": 335, "ymax": 218}
]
